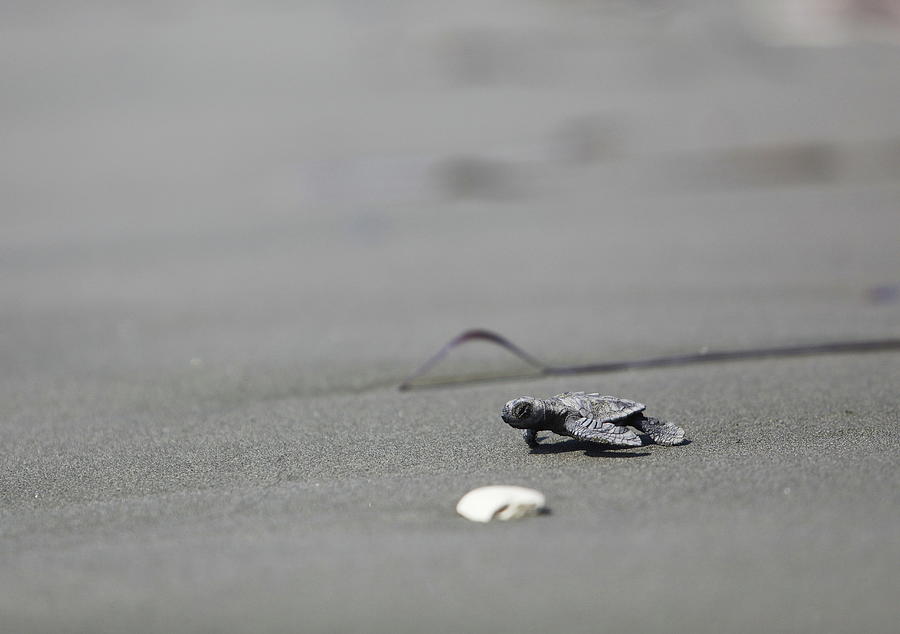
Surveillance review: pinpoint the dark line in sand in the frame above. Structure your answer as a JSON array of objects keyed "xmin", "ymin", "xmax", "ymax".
[{"xmin": 399, "ymin": 329, "xmax": 900, "ymax": 390}]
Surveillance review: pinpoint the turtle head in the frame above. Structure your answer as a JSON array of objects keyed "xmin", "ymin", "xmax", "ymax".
[{"xmin": 501, "ymin": 397, "xmax": 545, "ymax": 429}]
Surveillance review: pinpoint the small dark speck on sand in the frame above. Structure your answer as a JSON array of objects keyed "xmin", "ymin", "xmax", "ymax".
[{"xmin": 867, "ymin": 284, "xmax": 900, "ymax": 304}]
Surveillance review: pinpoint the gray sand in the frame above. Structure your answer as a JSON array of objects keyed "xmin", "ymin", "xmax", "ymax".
[{"xmin": 2, "ymin": 3, "xmax": 900, "ymax": 633}]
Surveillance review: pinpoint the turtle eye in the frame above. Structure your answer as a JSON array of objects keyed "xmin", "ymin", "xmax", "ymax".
[{"xmin": 514, "ymin": 403, "xmax": 532, "ymax": 419}]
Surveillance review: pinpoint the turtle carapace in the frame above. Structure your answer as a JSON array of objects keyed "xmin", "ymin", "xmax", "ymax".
[{"xmin": 501, "ymin": 392, "xmax": 686, "ymax": 448}]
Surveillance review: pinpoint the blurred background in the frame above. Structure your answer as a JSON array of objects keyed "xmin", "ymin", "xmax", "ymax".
[
  {"xmin": 3, "ymin": 3, "xmax": 900, "ymax": 633},
  {"xmin": 3, "ymin": 0, "xmax": 900, "ymax": 409}
]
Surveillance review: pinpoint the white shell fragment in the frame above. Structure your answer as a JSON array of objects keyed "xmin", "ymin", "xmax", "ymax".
[{"xmin": 456, "ymin": 486, "xmax": 546, "ymax": 522}]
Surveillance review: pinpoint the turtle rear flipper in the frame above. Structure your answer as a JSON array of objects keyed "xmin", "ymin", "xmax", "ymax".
[
  {"xmin": 565, "ymin": 417, "xmax": 642, "ymax": 447},
  {"xmin": 633, "ymin": 416, "xmax": 685, "ymax": 446}
]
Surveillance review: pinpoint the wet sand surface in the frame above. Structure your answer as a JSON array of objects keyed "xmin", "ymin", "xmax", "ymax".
[{"xmin": 3, "ymin": 3, "xmax": 900, "ymax": 632}]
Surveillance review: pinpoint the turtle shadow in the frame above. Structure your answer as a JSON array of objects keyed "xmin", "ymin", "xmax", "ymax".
[{"xmin": 529, "ymin": 439, "xmax": 650, "ymax": 458}]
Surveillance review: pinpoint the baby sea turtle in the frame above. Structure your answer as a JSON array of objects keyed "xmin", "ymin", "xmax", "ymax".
[{"xmin": 501, "ymin": 391, "xmax": 685, "ymax": 448}]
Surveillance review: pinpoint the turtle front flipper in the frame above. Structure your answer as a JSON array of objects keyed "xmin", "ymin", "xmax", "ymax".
[
  {"xmin": 564, "ymin": 416, "xmax": 642, "ymax": 447},
  {"xmin": 632, "ymin": 416, "xmax": 685, "ymax": 446},
  {"xmin": 522, "ymin": 429, "xmax": 539, "ymax": 447}
]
